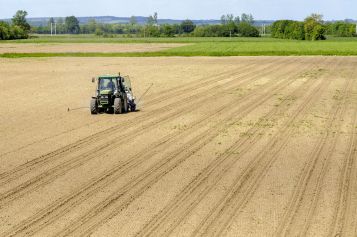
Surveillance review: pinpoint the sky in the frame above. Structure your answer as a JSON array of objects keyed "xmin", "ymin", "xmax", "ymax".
[{"xmin": 0, "ymin": 0, "xmax": 356, "ymax": 20}]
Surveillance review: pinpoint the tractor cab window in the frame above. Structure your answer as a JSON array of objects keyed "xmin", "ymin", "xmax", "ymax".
[
  {"xmin": 99, "ymin": 78, "xmax": 117, "ymax": 91},
  {"xmin": 123, "ymin": 76, "xmax": 132, "ymax": 92}
]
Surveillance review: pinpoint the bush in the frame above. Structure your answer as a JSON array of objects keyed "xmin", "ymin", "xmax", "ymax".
[
  {"xmin": 181, "ymin": 20, "xmax": 196, "ymax": 33},
  {"xmin": 10, "ymin": 25, "xmax": 27, "ymax": 39},
  {"xmin": 271, "ymin": 20, "xmax": 305, "ymax": 40},
  {"xmin": 95, "ymin": 28, "xmax": 103, "ymax": 36},
  {"xmin": 304, "ymin": 14, "xmax": 326, "ymax": 41},
  {"xmin": 311, "ymin": 24, "xmax": 326, "ymax": 40},
  {"xmin": 161, "ymin": 24, "xmax": 175, "ymax": 37},
  {"xmin": 0, "ymin": 21, "xmax": 28, "ymax": 40},
  {"xmin": 272, "ymin": 15, "xmax": 326, "ymax": 41},
  {"xmin": 326, "ymin": 22, "xmax": 356, "ymax": 37},
  {"xmin": 0, "ymin": 21, "xmax": 11, "ymax": 40},
  {"xmin": 238, "ymin": 22, "xmax": 260, "ymax": 37},
  {"xmin": 193, "ymin": 25, "xmax": 224, "ymax": 37}
]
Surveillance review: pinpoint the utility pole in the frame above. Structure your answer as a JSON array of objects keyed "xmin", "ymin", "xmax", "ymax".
[
  {"xmin": 55, "ymin": 22, "xmax": 57, "ymax": 35},
  {"xmin": 51, "ymin": 23, "xmax": 53, "ymax": 36}
]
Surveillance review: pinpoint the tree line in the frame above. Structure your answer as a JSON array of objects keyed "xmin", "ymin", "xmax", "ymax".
[
  {"xmin": 1, "ymin": 10, "xmax": 356, "ymax": 40},
  {"xmin": 272, "ymin": 14, "xmax": 356, "ymax": 40},
  {"xmin": 0, "ymin": 10, "xmax": 31, "ymax": 39},
  {"xmin": 29, "ymin": 13, "xmax": 260, "ymax": 37},
  {"xmin": 326, "ymin": 21, "xmax": 356, "ymax": 37}
]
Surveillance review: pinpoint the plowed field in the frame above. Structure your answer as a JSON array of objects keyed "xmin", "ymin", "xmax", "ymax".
[{"xmin": 0, "ymin": 57, "xmax": 356, "ymax": 237}]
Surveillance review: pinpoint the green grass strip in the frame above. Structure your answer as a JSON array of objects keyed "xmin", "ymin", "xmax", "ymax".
[{"xmin": 1, "ymin": 50, "xmax": 357, "ymax": 58}]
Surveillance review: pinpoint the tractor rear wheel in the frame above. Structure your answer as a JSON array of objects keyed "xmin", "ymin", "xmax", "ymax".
[
  {"xmin": 114, "ymin": 98, "xmax": 122, "ymax": 114},
  {"xmin": 90, "ymin": 98, "xmax": 98, "ymax": 114}
]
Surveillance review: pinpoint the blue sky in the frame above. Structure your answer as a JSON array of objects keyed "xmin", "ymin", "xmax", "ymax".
[{"xmin": 0, "ymin": 0, "xmax": 355, "ymax": 20}]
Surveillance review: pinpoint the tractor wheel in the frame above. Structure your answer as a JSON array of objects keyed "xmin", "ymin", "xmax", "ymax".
[
  {"xmin": 114, "ymin": 98, "xmax": 122, "ymax": 114},
  {"xmin": 130, "ymin": 104, "xmax": 136, "ymax": 112},
  {"xmin": 123, "ymin": 98, "xmax": 128, "ymax": 113},
  {"xmin": 90, "ymin": 98, "xmax": 98, "ymax": 114}
]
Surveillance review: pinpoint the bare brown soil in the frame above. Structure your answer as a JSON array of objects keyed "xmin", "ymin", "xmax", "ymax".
[
  {"xmin": 0, "ymin": 43, "xmax": 186, "ymax": 53},
  {"xmin": 0, "ymin": 56, "xmax": 356, "ymax": 237}
]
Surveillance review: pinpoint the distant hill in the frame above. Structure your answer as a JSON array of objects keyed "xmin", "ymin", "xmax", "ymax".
[
  {"xmin": 1, "ymin": 16, "xmax": 355, "ymax": 27},
  {"xmin": 0, "ymin": 16, "xmax": 275, "ymax": 26}
]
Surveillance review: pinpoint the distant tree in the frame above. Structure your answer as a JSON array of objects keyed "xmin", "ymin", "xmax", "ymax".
[
  {"xmin": 12, "ymin": 10, "xmax": 31, "ymax": 33},
  {"xmin": 308, "ymin": 13, "xmax": 324, "ymax": 24},
  {"xmin": 65, "ymin": 16, "xmax": 80, "ymax": 34},
  {"xmin": 147, "ymin": 15, "xmax": 155, "ymax": 25},
  {"xmin": 129, "ymin": 16, "xmax": 137, "ymax": 25},
  {"xmin": 48, "ymin": 17, "xmax": 55, "ymax": 26},
  {"xmin": 234, "ymin": 16, "xmax": 240, "ymax": 24},
  {"xmin": 0, "ymin": 21, "xmax": 11, "ymax": 40},
  {"xmin": 238, "ymin": 22, "xmax": 259, "ymax": 37},
  {"xmin": 161, "ymin": 24, "xmax": 175, "ymax": 37},
  {"xmin": 241, "ymin": 13, "xmax": 254, "ymax": 24},
  {"xmin": 311, "ymin": 24, "xmax": 326, "ymax": 40},
  {"xmin": 326, "ymin": 21, "xmax": 356, "ymax": 37},
  {"xmin": 271, "ymin": 20, "xmax": 305, "ymax": 40},
  {"xmin": 88, "ymin": 19, "xmax": 97, "ymax": 33},
  {"xmin": 304, "ymin": 14, "xmax": 326, "ymax": 40},
  {"xmin": 221, "ymin": 14, "xmax": 234, "ymax": 25},
  {"xmin": 144, "ymin": 25, "xmax": 160, "ymax": 37},
  {"xmin": 10, "ymin": 25, "xmax": 27, "ymax": 39},
  {"xmin": 181, "ymin": 19, "xmax": 195, "ymax": 33},
  {"xmin": 95, "ymin": 27, "xmax": 103, "ymax": 36},
  {"xmin": 153, "ymin": 12, "xmax": 158, "ymax": 25},
  {"xmin": 220, "ymin": 15, "xmax": 227, "ymax": 25},
  {"xmin": 56, "ymin": 17, "xmax": 64, "ymax": 34}
]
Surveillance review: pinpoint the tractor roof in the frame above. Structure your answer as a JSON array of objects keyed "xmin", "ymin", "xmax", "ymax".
[{"xmin": 98, "ymin": 74, "xmax": 120, "ymax": 79}]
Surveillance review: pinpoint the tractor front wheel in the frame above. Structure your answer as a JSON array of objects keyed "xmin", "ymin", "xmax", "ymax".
[
  {"xmin": 114, "ymin": 98, "xmax": 122, "ymax": 114},
  {"xmin": 130, "ymin": 104, "xmax": 136, "ymax": 112},
  {"xmin": 90, "ymin": 98, "xmax": 98, "ymax": 114},
  {"xmin": 123, "ymin": 98, "xmax": 128, "ymax": 113}
]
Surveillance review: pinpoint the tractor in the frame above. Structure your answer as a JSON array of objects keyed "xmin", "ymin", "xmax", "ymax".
[{"xmin": 90, "ymin": 74, "xmax": 136, "ymax": 114}]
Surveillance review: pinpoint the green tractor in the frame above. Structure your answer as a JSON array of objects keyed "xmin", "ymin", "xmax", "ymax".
[{"xmin": 90, "ymin": 74, "xmax": 136, "ymax": 114}]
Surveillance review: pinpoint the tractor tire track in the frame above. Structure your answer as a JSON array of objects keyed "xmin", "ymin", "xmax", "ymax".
[
  {"xmin": 1, "ymin": 58, "xmax": 301, "ymax": 237},
  {"xmin": 0, "ymin": 58, "xmax": 264, "ymax": 159},
  {"xmin": 191, "ymin": 57, "xmax": 340, "ymax": 237},
  {"xmin": 0, "ymin": 58, "xmax": 283, "ymax": 185},
  {"xmin": 275, "ymin": 59, "xmax": 354, "ymax": 237},
  {"xmin": 0, "ymin": 61, "xmax": 261, "ymax": 159},
  {"xmin": 325, "ymin": 62, "xmax": 357, "ymax": 237},
  {"xmin": 44, "ymin": 58, "xmax": 316, "ymax": 237},
  {"xmin": 0, "ymin": 57, "xmax": 288, "ymax": 209},
  {"xmin": 135, "ymin": 58, "xmax": 334, "ymax": 237},
  {"xmin": 134, "ymin": 58, "xmax": 325, "ymax": 237}
]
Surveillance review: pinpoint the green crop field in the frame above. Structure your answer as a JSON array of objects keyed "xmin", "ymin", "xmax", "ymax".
[{"xmin": 1, "ymin": 34, "xmax": 357, "ymax": 57}]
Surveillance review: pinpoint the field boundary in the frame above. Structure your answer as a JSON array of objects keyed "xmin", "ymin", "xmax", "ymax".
[{"xmin": 2, "ymin": 51, "xmax": 357, "ymax": 58}]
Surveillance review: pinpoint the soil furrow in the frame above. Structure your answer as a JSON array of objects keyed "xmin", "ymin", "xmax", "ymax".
[
  {"xmin": 0, "ymin": 58, "xmax": 293, "ymax": 236},
  {"xmin": 0, "ymin": 58, "xmax": 282, "ymax": 185},
  {"xmin": 134, "ymin": 59, "xmax": 323, "ymax": 237},
  {"xmin": 46, "ymin": 58, "xmax": 305, "ymax": 237},
  {"xmin": 193, "ymin": 57, "xmax": 339, "ymax": 237}
]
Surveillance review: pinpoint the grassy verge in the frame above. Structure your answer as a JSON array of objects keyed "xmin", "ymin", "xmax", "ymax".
[
  {"xmin": 2, "ymin": 41, "xmax": 357, "ymax": 57},
  {"xmin": 0, "ymin": 35, "xmax": 288, "ymax": 44}
]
